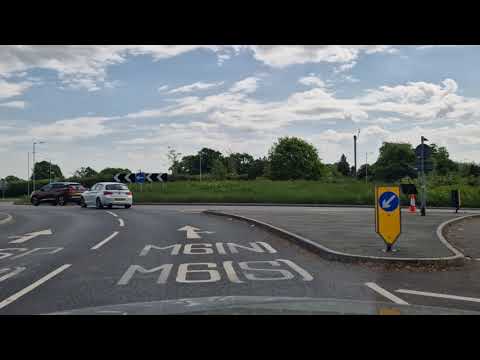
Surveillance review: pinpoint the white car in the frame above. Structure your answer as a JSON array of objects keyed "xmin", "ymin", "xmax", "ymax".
[{"xmin": 80, "ymin": 182, "xmax": 133, "ymax": 209}]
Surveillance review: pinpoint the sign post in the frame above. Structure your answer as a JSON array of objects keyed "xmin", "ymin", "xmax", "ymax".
[
  {"xmin": 451, "ymin": 190, "xmax": 461, "ymax": 213},
  {"xmin": 375, "ymin": 186, "xmax": 402, "ymax": 252},
  {"xmin": 415, "ymin": 137, "xmax": 430, "ymax": 216}
]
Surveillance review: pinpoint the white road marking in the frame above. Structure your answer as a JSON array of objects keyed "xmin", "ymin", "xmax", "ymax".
[
  {"xmin": 118, "ymin": 218, "xmax": 124, "ymax": 227},
  {"xmin": 0, "ymin": 264, "xmax": 71, "ymax": 310},
  {"xmin": 91, "ymin": 231, "xmax": 119, "ymax": 250},
  {"xmin": 396, "ymin": 289, "xmax": 480, "ymax": 303},
  {"xmin": 0, "ymin": 213, "xmax": 13, "ymax": 225},
  {"xmin": 8, "ymin": 229, "xmax": 53, "ymax": 244},
  {"xmin": 0, "ymin": 267, "xmax": 26, "ymax": 282},
  {"xmin": 178, "ymin": 225, "xmax": 202, "ymax": 239},
  {"xmin": 106, "ymin": 211, "xmax": 118, "ymax": 217},
  {"xmin": 365, "ymin": 282, "xmax": 409, "ymax": 305}
]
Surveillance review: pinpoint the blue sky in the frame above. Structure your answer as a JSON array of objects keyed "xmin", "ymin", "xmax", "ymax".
[{"xmin": 1, "ymin": 45, "xmax": 480, "ymax": 178}]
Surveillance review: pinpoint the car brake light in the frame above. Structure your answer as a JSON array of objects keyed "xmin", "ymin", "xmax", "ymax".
[
  {"xmin": 127, "ymin": 192, "xmax": 132, "ymax": 196},
  {"xmin": 104, "ymin": 191, "xmax": 113, "ymax": 196}
]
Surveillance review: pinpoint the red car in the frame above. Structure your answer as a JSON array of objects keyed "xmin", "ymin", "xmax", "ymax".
[{"xmin": 30, "ymin": 182, "xmax": 88, "ymax": 206}]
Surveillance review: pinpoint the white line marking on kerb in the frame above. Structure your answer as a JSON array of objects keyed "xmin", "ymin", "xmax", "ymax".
[
  {"xmin": 118, "ymin": 218, "xmax": 124, "ymax": 227},
  {"xmin": 91, "ymin": 231, "xmax": 119, "ymax": 250},
  {"xmin": 106, "ymin": 211, "xmax": 118, "ymax": 217},
  {"xmin": 365, "ymin": 282, "xmax": 409, "ymax": 305},
  {"xmin": 0, "ymin": 264, "xmax": 71, "ymax": 310},
  {"xmin": 396, "ymin": 289, "xmax": 480, "ymax": 303}
]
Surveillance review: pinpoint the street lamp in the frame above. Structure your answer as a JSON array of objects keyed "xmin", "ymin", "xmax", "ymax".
[{"xmin": 32, "ymin": 141, "xmax": 46, "ymax": 192}]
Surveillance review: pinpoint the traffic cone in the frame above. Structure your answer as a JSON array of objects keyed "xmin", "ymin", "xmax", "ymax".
[{"xmin": 409, "ymin": 194, "xmax": 416, "ymax": 213}]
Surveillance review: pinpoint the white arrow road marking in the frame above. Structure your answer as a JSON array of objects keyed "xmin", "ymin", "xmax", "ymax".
[
  {"xmin": 91, "ymin": 231, "xmax": 119, "ymax": 250},
  {"xmin": 381, "ymin": 195, "xmax": 397, "ymax": 209},
  {"xmin": 118, "ymin": 218, "xmax": 125, "ymax": 227},
  {"xmin": 365, "ymin": 282, "xmax": 409, "ymax": 305},
  {"xmin": 0, "ymin": 267, "xmax": 26, "ymax": 283},
  {"xmin": 396, "ymin": 289, "xmax": 480, "ymax": 303},
  {"xmin": 106, "ymin": 211, "xmax": 118, "ymax": 217},
  {"xmin": 197, "ymin": 231, "xmax": 215, "ymax": 235},
  {"xmin": 0, "ymin": 264, "xmax": 71, "ymax": 310},
  {"xmin": 8, "ymin": 229, "xmax": 53, "ymax": 244},
  {"xmin": 178, "ymin": 226, "xmax": 202, "ymax": 239}
]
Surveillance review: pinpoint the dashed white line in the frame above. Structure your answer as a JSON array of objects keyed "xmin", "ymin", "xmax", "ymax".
[
  {"xmin": 106, "ymin": 211, "xmax": 118, "ymax": 217},
  {"xmin": 0, "ymin": 267, "xmax": 26, "ymax": 283},
  {"xmin": 91, "ymin": 231, "xmax": 119, "ymax": 250},
  {"xmin": 0, "ymin": 264, "xmax": 71, "ymax": 310},
  {"xmin": 118, "ymin": 218, "xmax": 125, "ymax": 227},
  {"xmin": 365, "ymin": 282, "xmax": 409, "ymax": 305},
  {"xmin": 396, "ymin": 289, "xmax": 480, "ymax": 303}
]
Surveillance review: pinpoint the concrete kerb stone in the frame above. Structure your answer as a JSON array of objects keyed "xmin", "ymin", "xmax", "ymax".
[{"xmin": 203, "ymin": 210, "xmax": 467, "ymax": 267}]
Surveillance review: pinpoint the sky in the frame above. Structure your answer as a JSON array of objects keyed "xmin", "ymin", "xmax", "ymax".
[{"xmin": 1, "ymin": 45, "xmax": 480, "ymax": 179}]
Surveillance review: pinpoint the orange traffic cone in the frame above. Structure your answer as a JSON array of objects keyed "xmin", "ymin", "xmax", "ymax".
[{"xmin": 409, "ymin": 194, "xmax": 416, "ymax": 213}]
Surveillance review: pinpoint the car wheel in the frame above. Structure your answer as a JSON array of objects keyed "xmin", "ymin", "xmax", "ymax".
[
  {"xmin": 57, "ymin": 196, "xmax": 66, "ymax": 206},
  {"xmin": 80, "ymin": 197, "xmax": 87, "ymax": 208},
  {"xmin": 31, "ymin": 197, "xmax": 40, "ymax": 206},
  {"xmin": 96, "ymin": 197, "xmax": 104, "ymax": 209},
  {"xmin": 125, "ymin": 204, "xmax": 131, "ymax": 209}
]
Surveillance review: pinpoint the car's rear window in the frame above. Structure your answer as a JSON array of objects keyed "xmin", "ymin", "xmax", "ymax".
[{"xmin": 105, "ymin": 184, "xmax": 129, "ymax": 190}]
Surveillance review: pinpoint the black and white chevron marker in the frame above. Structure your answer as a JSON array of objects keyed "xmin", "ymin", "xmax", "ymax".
[{"xmin": 113, "ymin": 173, "xmax": 168, "ymax": 183}]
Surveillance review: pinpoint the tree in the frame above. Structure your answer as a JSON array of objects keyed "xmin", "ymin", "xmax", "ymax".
[
  {"xmin": 5, "ymin": 175, "xmax": 21, "ymax": 182},
  {"xmin": 429, "ymin": 144, "xmax": 458, "ymax": 175},
  {"xmin": 211, "ymin": 159, "xmax": 227, "ymax": 180},
  {"xmin": 335, "ymin": 154, "xmax": 350, "ymax": 176},
  {"xmin": 167, "ymin": 147, "xmax": 182, "ymax": 175},
  {"xmin": 178, "ymin": 148, "xmax": 224, "ymax": 175},
  {"xmin": 32, "ymin": 161, "xmax": 63, "ymax": 180},
  {"xmin": 98, "ymin": 168, "xmax": 131, "ymax": 178},
  {"xmin": 268, "ymin": 137, "xmax": 324, "ymax": 180},
  {"xmin": 73, "ymin": 167, "xmax": 98, "ymax": 178},
  {"xmin": 373, "ymin": 142, "xmax": 416, "ymax": 182},
  {"xmin": 248, "ymin": 157, "xmax": 269, "ymax": 179},
  {"xmin": 198, "ymin": 148, "xmax": 223, "ymax": 174},
  {"xmin": 225, "ymin": 153, "xmax": 254, "ymax": 175}
]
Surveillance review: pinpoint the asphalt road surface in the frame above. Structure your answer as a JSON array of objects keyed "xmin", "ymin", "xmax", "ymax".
[{"xmin": 1, "ymin": 203, "xmax": 480, "ymax": 314}]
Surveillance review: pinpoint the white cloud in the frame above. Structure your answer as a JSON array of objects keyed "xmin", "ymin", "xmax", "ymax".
[
  {"xmin": 0, "ymin": 45, "xmax": 401, "ymax": 92},
  {"xmin": 241, "ymin": 45, "xmax": 397, "ymax": 68},
  {"xmin": 0, "ymin": 80, "xmax": 32, "ymax": 99},
  {"xmin": 0, "ymin": 100, "xmax": 26, "ymax": 109},
  {"xmin": 168, "ymin": 81, "xmax": 224, "ymax": 94},
  {"xmin": 158, "ymin": 85, "xmax": 169, "ymax": 92},
  {"xmin": 334, "ymin": 61, "xmax": 357, "ymax": 73},
  {"xmin": 298, "ymin": 75, "xmax": 325, "ymax": 88},
  {"xmin": 29, "ymin": 116, "xmax": 117, "ymax": 140},
  {"xmin": 229, "ymin": 77, "xmax": 260, "ymax": 93}
]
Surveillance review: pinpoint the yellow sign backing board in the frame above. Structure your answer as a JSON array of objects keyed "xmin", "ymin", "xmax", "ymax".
[{"xmin": 375, "ymin": 186, "xmax": 401, "ymax": 246}]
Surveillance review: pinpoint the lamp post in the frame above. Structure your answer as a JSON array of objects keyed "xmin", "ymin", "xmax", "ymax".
[{"xmin": 32, "ymin": 141, "xmax": 46, "ymax": 192}]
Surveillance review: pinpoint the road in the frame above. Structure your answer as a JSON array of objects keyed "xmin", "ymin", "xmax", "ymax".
[{"xmin": 1, "ymin": 203, "xmax": 480, "ymax": 314}]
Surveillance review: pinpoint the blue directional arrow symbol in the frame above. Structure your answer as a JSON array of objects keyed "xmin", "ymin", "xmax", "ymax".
[{"xmin": 379, "ymin": 191, "xmax": 399, "ymax": 212}]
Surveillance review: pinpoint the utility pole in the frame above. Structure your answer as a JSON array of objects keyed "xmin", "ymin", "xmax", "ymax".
[
  {"xmin": 49, "ymin": 160, "xmax": 52, "ymax": 184},
  {"xmin": 365, "ymin": 152, "xmax": 368, "ymax": 184},
  {"xmin": 353, "ymin": 135, "xmax": 358, "ymax": 177},
  {"xmin": 27, "ymin": 152, "xmax": 30, "ymax": 197},
  {"xmin": 199, "ymin": 151, "xmax": 202, "ymax": 181},
  {"xmin": 32, "ymin": 141, "xmax": 45, "ymax": 192},
  {"xmin": 420, "ymin": 136, "xmax": 428, "ymax": 216}
]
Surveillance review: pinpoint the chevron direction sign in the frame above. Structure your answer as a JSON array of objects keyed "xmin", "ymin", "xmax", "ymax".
[{"xmin": 113, "ymin": 173, "xmax": 168, "ymax": 183}]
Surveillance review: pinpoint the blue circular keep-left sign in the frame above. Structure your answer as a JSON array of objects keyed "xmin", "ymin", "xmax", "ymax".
[
  {"xmin": 378, "ymin": 191, "xmax": 399, "ymax": 212},
  {"xmin": 135, "ymin": 172, "xmax": 145, "ymax": 183}
]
